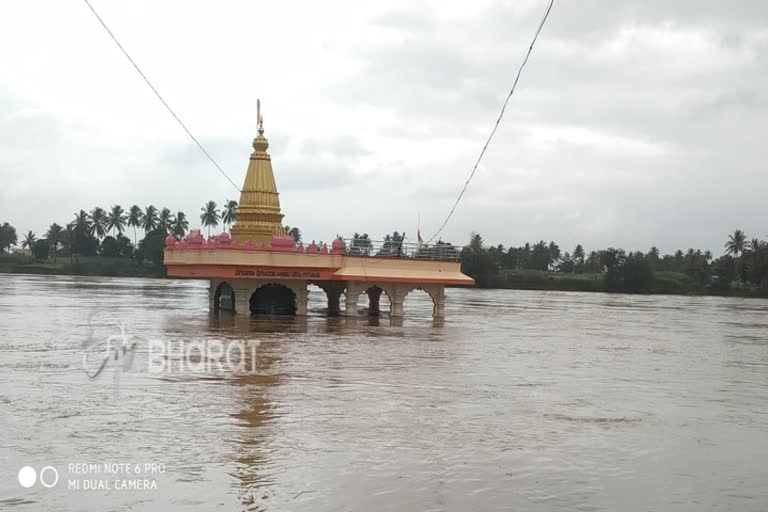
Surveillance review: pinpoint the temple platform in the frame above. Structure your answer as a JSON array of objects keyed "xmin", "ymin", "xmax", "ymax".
[{"xmin": 165, "ymin": 233, "xmax": 474, "ymax": 318}]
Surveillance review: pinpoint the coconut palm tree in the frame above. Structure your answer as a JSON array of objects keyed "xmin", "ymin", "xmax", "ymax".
[
  {"xmin": 158, "ymin": 207, "xmax": 175, "ymax": 234},
  {"xmin": 172, "ymin": 212, "xmax": 189, "ymax": 239},
  {"xmin": 749, "ymin": 238, "xmax": 764, "ymax": 253},
  {"xmin": 90, "ymin": 207, "xmax": 108, "ymax": 239},
  {"xmin": 573, "ymin": 244, "xmax": 585, "ymax": 264},
  {"xmin": 127, "ymin": 205, "xmax": 143, "ymax": 246},
  {"xmin": 63, "ymin": 224, "xmax": 75, "ymax": 264},
  {"xmin": 200, "ymin": 201, "xmax": 220, "ymax": 237},
  {"xmin": 285, "ymin": 225, "xmax": 301, "ymax": 243},
  {"xmin": 0, "ymin": 222, "xmax": 17, "ymax": 253},
  {"xmin": 107, "ymin": 205, "xmax": 127, "ymax": 235},
  {"xmin": 71, "ymin": 210, "xmax": 92, "ymax": 234},
  {"xmin": 221, "ymin": 200, "xmax": 238, "ymax": 232},
  {"xmin": 725, "ymin": 229, "xmax": 747, "ymax": 258},
  {"xmin": 548, "ymin": 241, "xmax": 561, "ymax": 269},
  {"xmin": 141, "ymin": 205, "xmax": 159, "ymax": 233},
  {"xmin": 46, "ymin": 223, "xmax": 64, "ymax": 262},
  {"xmin": 21, "ymin": 231, "xmax": 36, "ymax": 249},
  {"xmin": 69, "ymin": 210, "xmax": 92, "ymax": 261}
]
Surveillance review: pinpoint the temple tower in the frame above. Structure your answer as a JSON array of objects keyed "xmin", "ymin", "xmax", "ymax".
[{"xmin": 230, "ymin": 101, "xmax": 287, "ymax": 246}]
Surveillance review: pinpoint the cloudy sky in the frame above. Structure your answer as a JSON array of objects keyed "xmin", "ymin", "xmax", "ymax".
[{"xmin": 1, "ymin": 0, "xmax": 766, "ymax": 254}]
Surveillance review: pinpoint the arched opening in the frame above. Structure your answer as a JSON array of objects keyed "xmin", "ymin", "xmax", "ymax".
[
  {"xmin": 214, "ymin": 281, "xmax": 236, "ymax": 313},
  {"xmin": 250, "ymin": 284, "xmax": 297, "ymax": 315},
  {"xmin": 358, "ymin": 286, "xmax": 391, "ymax": 316},
  {"xmin": 403, "ymin": 287, "xmax": 436, "ymax": 319}
]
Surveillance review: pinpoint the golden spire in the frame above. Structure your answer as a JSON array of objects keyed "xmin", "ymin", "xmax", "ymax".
[{"xmin": 230, "ymin": 100, "xmax": 286, "ymax": 245}]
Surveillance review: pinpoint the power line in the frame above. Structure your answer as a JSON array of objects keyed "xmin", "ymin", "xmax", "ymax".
[
  {"xmin": 426, "ymin": 0, "xmax": 555, "ymax": 243},
  {"xmin": 81, "ymin": 0, "xmax": 242, "ymax": 193}
]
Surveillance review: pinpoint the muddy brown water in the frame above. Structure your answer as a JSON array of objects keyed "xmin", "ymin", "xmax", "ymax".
[{"xmin": 1, "ymin": 274, "xmax": 767, "ymax": 511}]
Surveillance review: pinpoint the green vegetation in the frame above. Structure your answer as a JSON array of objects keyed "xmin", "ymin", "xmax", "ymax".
[
  {"xmin": 0, "ymin": 253, "xmax": 164, "ymax": 278},
  {"xmin": 0, "ymin": 222, "xmax": 18, "ymax": 252},
  {"xmin": 3, "ymin": 206, "xmax": 767, "ymax": 300},
  {"xmin": 0, "ymin": 200, "xmax": 239, "ymax": 279},
  {"xmin": 460, "ymin": 231, "xmax": 768, "ymax": 297},
  {"xmin": 284, "ymin": 226, "xmax": 302, "ymax": 243}
]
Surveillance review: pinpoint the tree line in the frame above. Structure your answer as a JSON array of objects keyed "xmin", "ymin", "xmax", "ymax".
[
  {"xmin": 0, "ymin": 199, "xmax": 308, "ymax": 268},
  {"xmin": 0, "ymin": 200, "xmax": 245, "ymax": 265},
  {"xmin": 3, "ymin": 211, "xmax": 766, "ymax": 297},
  {"xmin": 460, "ymin": 230, "xmax": 768, "ymax": 296}
]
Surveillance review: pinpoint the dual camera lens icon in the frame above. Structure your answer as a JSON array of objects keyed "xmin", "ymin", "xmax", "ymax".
[{"xmin": 18, "ymin": 466, "xmax": 59, "ymax": 489}]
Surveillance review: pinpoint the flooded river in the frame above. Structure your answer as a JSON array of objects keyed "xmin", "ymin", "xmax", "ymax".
[{"xmin": 1, "ymin": 274, "xmax": 767, "ymax": 511}]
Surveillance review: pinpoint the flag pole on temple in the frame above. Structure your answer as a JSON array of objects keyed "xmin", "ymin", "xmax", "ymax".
[{"xmin": 417, "ymin": 212, "xmax": 423, "ymax": 245}]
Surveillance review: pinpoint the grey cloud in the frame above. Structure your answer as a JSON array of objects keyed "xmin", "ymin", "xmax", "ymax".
[
  {"xmin": 2, "ymin": 1, "xmax": 768, "ymax": 252},
  {"xmin": 373, "ymin": 11, "xmax": 434, "ymax": 32},
  {"xmin": 0, "ymin": 94, "xmax": 62, "ymax": 149},
  {"xmin": 301, "ymin": 134, "xmax": 370, "ymax": 158},
  {"xmin": 277, "ymin": 159, "xmax": 360, "ymax": 191}
]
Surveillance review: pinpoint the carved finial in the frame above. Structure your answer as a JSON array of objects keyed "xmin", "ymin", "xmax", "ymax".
[{"xmin": 257, "ymin": 98, "xmax": 264, "ymax": 134}]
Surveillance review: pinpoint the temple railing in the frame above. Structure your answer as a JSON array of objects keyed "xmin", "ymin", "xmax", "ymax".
[
  {"xmin": 165, "ymin": 232, "xmax": 462, "ymax": 261},
  {"xmin": 342, "ymin": 239, "xmax": 461, "ymax": 261}
]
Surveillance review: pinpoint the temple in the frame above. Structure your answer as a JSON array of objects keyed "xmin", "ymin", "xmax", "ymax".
[{"xmin": 163, "ymin": 104, "xmax": 474, "ymax": 318}]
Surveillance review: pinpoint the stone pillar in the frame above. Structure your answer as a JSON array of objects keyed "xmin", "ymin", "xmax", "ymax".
[
  {"xmin": 327, "ymin": 291, "xmax": 341, "ymax": 316},
  {"xmin": 344, "ymin": 282, "xmax": 366, "ymax": 317},
  {"xmin": 344, "ymin": 293, "xmax": 359, "ymax": 316},
  {"xmin": 320, "ymin": 282, "xmax": 345, "ymax": 316},
  {"xmin": 367, "ymin": 287, "xmax": 382, "ymax": 316},
  {"xmin": 390, "ymin": 284, "xmax": 407, "ymax": 318},
  {"xmin": 209, "ymin": 280, "xmax": 218, "ymax": 312},
  {"xmin": 281, "ymin": 280, "xmax": 308, "ymax": 316},
  {"xmin": 295, "ymin": 287, "xmax": 309, "ymax": 316},
  {"xmin": 432, "ymin": 285, "xmax": 446, "ymax": 319},
  {"xmin": 234, "ymin": 286, "xmax": 251, "ymax": 315}
]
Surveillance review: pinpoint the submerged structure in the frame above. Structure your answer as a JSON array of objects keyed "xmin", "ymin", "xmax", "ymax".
[{"xmin": 164, "ymin": 107, "xmax": 473, "ymax": 318}]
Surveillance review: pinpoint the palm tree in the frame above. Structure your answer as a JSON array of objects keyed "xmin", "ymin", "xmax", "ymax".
[
  {"xmin": 141, "ymin": 205, "xmax": 159, "ymax": 233},
  {"xmin": 573, "ymin": 244, "xmax": 585, "ymax": 264},
  {"xmin": 71, "ymin": 210, "xmax": 92, "ymax": 233},
  {"xmin": 749, "ymin": 238, "xmax": 764, "ymax": 253},
  {"xmin": 0, "ymin": 222, "xmax": 18, "ymax": 252},
  {"xmin": 221, "ymin": 200, "xmax": 238, "ymax": 232},
  {"xmin": 200, "ymin": 201, "xmax": 220, "ymax": 237},
  {"xmin": 548, "ymin": 241, "xmax": 561, "ymax": 269},
  {"xmin": 90, "ymin": 207, "xmax": 108, "ymax": 239},
  {"xmin": 158, "ymin": 208, "xmax": 175, "ymax": 234},
  {"xmin": 172, "ymin": 212, "xmax": 189, "ymax": 239},
  {"xmin": 285, "ymin": 225, "xmax": 301, "ymax": 243},
  {"xmin": 107, "ymin": 205, "xmax": 127, "ymax": 235},
  {"xmin": 63, "ymin": 224, "xmax": 75, "ymax": 264},
  {"xmin": 725, "ymin": 229, "xmax": 747, "ymax": 258},
  {"xmin": 46, "ymin": 223, "xmax": 63, "ymax": 262},
  {"xmin": 127, "ymin": 205, "xmax": 143, "ymax": 246},
  {"xmin": 21, "ymin": 230, "xmax": 36, "ymax": 249},
  {"xmin": 70, "ymin": 210, "xmax": 92, "ymax": 261}
]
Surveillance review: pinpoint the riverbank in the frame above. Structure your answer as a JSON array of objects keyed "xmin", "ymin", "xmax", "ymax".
[
  {"xmin": 0, "ymin": 254, "xmax": 164, "ymax": 278},
  {"xmin": 1, "ymin": 253, "xmax": 765, "ymax": 298},
  {"xmin": 482, "ymin": 269, "xmax": 768, "ymax": 298}
]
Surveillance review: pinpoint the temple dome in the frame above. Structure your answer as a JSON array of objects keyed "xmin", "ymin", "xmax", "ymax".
[{"xmin": 230, "ymin": 106, "xmax": 287, "ymax": 246}]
